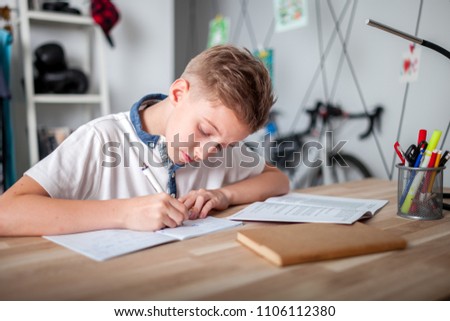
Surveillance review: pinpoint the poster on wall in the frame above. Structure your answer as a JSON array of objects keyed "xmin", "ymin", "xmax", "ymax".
[
  {"xmin": 207, "ymin": 15, "xmax": 230, "ymax": 48},
  {"xmin": 273, "ymin": 0, "xmax": 309, "ymax": 32},
  {"xmin": 254, "ymin": 48, "xmax": 274, "ymax": 82},
  {"xmin": 400, "ymin": 43, "xmax": 421, "ymax": 83}
]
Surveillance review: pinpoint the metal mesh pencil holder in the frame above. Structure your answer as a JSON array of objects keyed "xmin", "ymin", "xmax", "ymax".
[{"xmin": 396, "ymin": 164, "xmax": 446, "ymax": 220}]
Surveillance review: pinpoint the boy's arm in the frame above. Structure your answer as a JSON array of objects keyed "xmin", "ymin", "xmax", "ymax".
[
  {"xmin": 221, "ymin": 164, "xmax": 289, "ymax": 205},
  {"xmin": 0, "ymin": 176, "xmax": 188, "ymax": 236},
  {"xmin": 180, "ymin": 164, "xmax": 290, "ymax": 219}
]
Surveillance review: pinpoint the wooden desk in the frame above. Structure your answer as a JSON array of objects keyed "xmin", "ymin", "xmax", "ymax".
[{"xmin": 1, "ymin": 179, "xmax": 449, "ymax": 300}]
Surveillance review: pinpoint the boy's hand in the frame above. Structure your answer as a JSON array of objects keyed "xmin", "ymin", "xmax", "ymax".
[
  {"xmin": 179, "ymin": 189, "xmax": 230, "ymax": 219},
  {"xmin": 124, "ymin": 193, "xmax": 189, "ymax": 231}
]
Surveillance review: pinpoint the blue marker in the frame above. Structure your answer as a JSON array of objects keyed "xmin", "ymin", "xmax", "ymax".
[{"xmin": 413, "ymin": 147, "xmax": 424, "ymax": 167}]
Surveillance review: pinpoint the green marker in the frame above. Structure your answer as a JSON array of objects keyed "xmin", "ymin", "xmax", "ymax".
[{"xmin": 424, "ymin": 130, "xmax": 442, "ymax": 156}]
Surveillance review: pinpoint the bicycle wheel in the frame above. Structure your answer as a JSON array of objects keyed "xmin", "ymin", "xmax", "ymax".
[{"xmin": 310, "ymin": 153, "xmax": 372, "ymax": 186}]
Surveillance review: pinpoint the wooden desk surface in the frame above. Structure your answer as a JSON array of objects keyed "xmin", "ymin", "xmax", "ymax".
[{"xmin": 1, "ymin": 179, "xmax": 449, "ymax": 300}]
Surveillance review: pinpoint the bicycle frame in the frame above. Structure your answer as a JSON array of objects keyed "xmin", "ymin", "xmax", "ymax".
[
  {"xmin": 290, "ymin": 122, "xmax": 337, "ymax": 188},
  {"xmin": 264, "ymin": 102, "xmax": 378, "ymax": 189}
]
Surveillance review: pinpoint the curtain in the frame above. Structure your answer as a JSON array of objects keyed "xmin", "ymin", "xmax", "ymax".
[{"xmin": 0, "ymin": 28, "xmax": 16, "ymax": 190}]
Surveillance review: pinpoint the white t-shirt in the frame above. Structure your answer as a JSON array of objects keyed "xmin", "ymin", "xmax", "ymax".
[{"xmin": 25, "ymin": 111, "xmax": 265, "ymax": 200}]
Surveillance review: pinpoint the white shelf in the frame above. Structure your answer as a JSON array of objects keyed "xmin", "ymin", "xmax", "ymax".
[
  {"xmin": 33, "ymin": 94, "xmax": 103, "ymax": 104},
  {"xmin": 19, "ymin": 0, "xmax": 110, "ymax": 165},
  {"xmin": 27, "ymin": 10, "xmax": 94, "ymax": 26}
]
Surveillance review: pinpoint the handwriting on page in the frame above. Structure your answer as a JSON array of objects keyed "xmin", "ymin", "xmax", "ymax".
[
  {"xmin": 44, "ymin": 216, "xmax": 242, "ymax": 261},
  {"xmin": 44, "ymin": 230, "xmax": 175, "ymax": 261},
  {"xmin": 158, "ymin": 217, "xmax": 242, "ymax": 240}
]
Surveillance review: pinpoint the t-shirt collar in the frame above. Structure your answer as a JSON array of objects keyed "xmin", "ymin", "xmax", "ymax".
[{"xmin": 130, "ymin": 93, "xmax": 167, "ymax": 148}]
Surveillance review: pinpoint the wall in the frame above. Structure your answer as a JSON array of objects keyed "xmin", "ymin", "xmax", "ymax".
[
  {"xmin": 175, "ymin": 0, "xmax": 450, "ymax": 187},
  {"xmin": 8, "ymin": 0, "xmax": 174, "ymax": 176},
  {"xmin": 6, "ymin": 0, "xmax": 450, "ymax": 187}
]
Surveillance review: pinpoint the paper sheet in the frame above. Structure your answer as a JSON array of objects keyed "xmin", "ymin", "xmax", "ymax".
[
  {"xmin": 230, "ymin": 193, "xmax": 388, "ymax": 224},
  {"xmin": 158, "ymin": 217, "xmax": 242, "ymax": 240},
  {"xmin": 44, "ymin": 229, "xmax": 174, "ymax": 261},
  {"xmin": 44, "ymin": 217, "xmax": 242, "ymax": 261}
]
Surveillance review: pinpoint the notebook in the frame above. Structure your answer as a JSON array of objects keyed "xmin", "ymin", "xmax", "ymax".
[
  {"xmin": 44, "ymin": 216, "xmax": 242, "ymax": 261},
  {"xmin": 237, "ymin": 222, "xmax": 407, "ymax": 266}
]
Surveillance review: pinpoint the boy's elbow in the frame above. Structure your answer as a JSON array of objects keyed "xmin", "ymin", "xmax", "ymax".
[{"xmin": 0, "ymin": 196, "xmax": 17, "ymax": 236}]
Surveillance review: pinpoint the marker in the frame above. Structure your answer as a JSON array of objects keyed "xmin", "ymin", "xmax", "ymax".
[
  {"xmin": 439, "ymin": 150, "xmax": 449, "ymax": 167},
  {"xmin": 394, "ymin": 141, "xmax": 406, "ymax": 165},
  {"xmin": 401, "ymin": 130, "xmax": 442, "ymax": 214},
  {"xmin": 418, "ymin": 129, "xmax": 427, "ymax": 146},
  {"xmin": 413, "ymin": 146, "xmax": 425, "ymax": 167},
  {"xmin": 427, "ymin": 150, "xmax": 442, "ymax": 193},
  {"xmin": 420, "ymin": 150, "xmax": 438, "ymax": 194}
]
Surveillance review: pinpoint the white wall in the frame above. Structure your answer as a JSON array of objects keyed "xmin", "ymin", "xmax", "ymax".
[
  {"xmin": 182, "ymin": 0, "xmax": 450, "ymax": 187},
  {"xmin": 105, "ymin": 0, "xmax": 174, "ymax": 113},
  {"xmin": 6, "ymin": 0, "xmax": 450, "ymax": 188},
  {"xmin": 9, "ymin": 0, "xmax": 174, "ymax": 175}
]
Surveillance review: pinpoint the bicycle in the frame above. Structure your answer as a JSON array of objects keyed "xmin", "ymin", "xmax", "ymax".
[{"xmin": 259, "ymin": 101, "xmax": 383, "ymax": 189}]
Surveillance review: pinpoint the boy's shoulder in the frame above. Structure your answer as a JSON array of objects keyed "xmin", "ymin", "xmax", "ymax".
[
  {"xmin": 74, "ymin": 111, "xmax": 135, "ymax": 142},
  {"xmin": 82, "ymin": 111, "xmax": 131, "ymax": 132},
  {"xmin": 86, "ymin": 111, "xmax": 130, "ymax": 127}
]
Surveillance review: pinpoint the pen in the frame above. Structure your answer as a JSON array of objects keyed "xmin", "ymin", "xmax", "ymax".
[
  {"xmin": 413, "ymin": 146, "xmax": 425, "ymax": 167},
  {"xmin": 439, "ymin": 150, "xmax": 449, "ymax": 167},
  {"xmin": 142, "ymin": 164, "xmax": 164, "ymax": 193}
]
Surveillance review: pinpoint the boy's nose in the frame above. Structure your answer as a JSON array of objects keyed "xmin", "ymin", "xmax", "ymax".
[{"xmin": 194, "ymin": 144, "xmax": 218, "ymax": 161}]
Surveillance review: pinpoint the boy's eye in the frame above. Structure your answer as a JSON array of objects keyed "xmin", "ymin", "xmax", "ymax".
[{"xmin": 199, "ymin": 126, "xmax": 210, "ymax": 137}]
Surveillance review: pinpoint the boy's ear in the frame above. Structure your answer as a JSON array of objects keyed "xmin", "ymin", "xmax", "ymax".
[{"xmin": 169, "ymin": 78, "xmax": 190, "ymax": 106}]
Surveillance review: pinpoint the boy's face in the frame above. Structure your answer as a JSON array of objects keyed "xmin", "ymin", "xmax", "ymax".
[{"xmin": 165, "ymin": 82, "xmax": 251, "ymax": 165}]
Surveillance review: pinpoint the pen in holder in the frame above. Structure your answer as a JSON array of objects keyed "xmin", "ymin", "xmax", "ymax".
[{"xmin": 396, "ymin": 164, "xmax": 445, "ymax": 220}]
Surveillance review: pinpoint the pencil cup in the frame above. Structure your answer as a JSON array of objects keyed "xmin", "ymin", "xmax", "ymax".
[{"xmin": 396, "ymin": 164, "xmax": 445, "ymax": 220}]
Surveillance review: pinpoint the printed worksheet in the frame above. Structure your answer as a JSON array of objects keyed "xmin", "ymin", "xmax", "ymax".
[{"xmin": 229, "ymin": 193, "xmax": 388, "ymax": 224}]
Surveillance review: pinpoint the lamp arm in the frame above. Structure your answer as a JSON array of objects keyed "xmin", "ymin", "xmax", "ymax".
[
  {"xmin": 366, "ymin": 19, "xmax": 450, "ymax": 61},
  {"xmin": 422, "ymin": 40, "xmax": 450, "ymax": 60}
]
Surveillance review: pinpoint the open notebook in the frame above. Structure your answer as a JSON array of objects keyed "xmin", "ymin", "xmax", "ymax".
[
  {"xmin": 230, "ymin": 193, "xmax": 388, "ymax": 224},
  {"xmin": 44, "ymin": 216, "xmax": 242, "ymax": 261}
]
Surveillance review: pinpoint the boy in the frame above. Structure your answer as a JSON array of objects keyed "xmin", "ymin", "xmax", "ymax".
[{"xmin": 0, "ymin": 45, "xmax": 289, "ymax": 236}]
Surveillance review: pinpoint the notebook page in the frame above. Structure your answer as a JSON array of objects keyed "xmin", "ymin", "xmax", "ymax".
[
  {"xmin": 229, "ymin": 201, "xmax": 364, "ymax": 224},
  {"xmin": 157, "ymin": 216, "xmax": 243, "ymax": 240},
  {"xmin": 44, "ymin": 229, "xmax": 175, "ymax": 261},
  {"xmin": 266, "ymin": 193, "xmax": 388, "ymax": 212}
]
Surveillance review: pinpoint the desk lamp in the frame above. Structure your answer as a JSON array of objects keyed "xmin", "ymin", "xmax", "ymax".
[{"xmin": 366, "ymin": 19, "xmax": 450, "ymax": 211}]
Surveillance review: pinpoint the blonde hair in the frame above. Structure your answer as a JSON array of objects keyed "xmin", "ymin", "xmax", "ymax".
[{"xmin": 181, "ymin": 45, "xmax": 276, "ymax": 132}]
